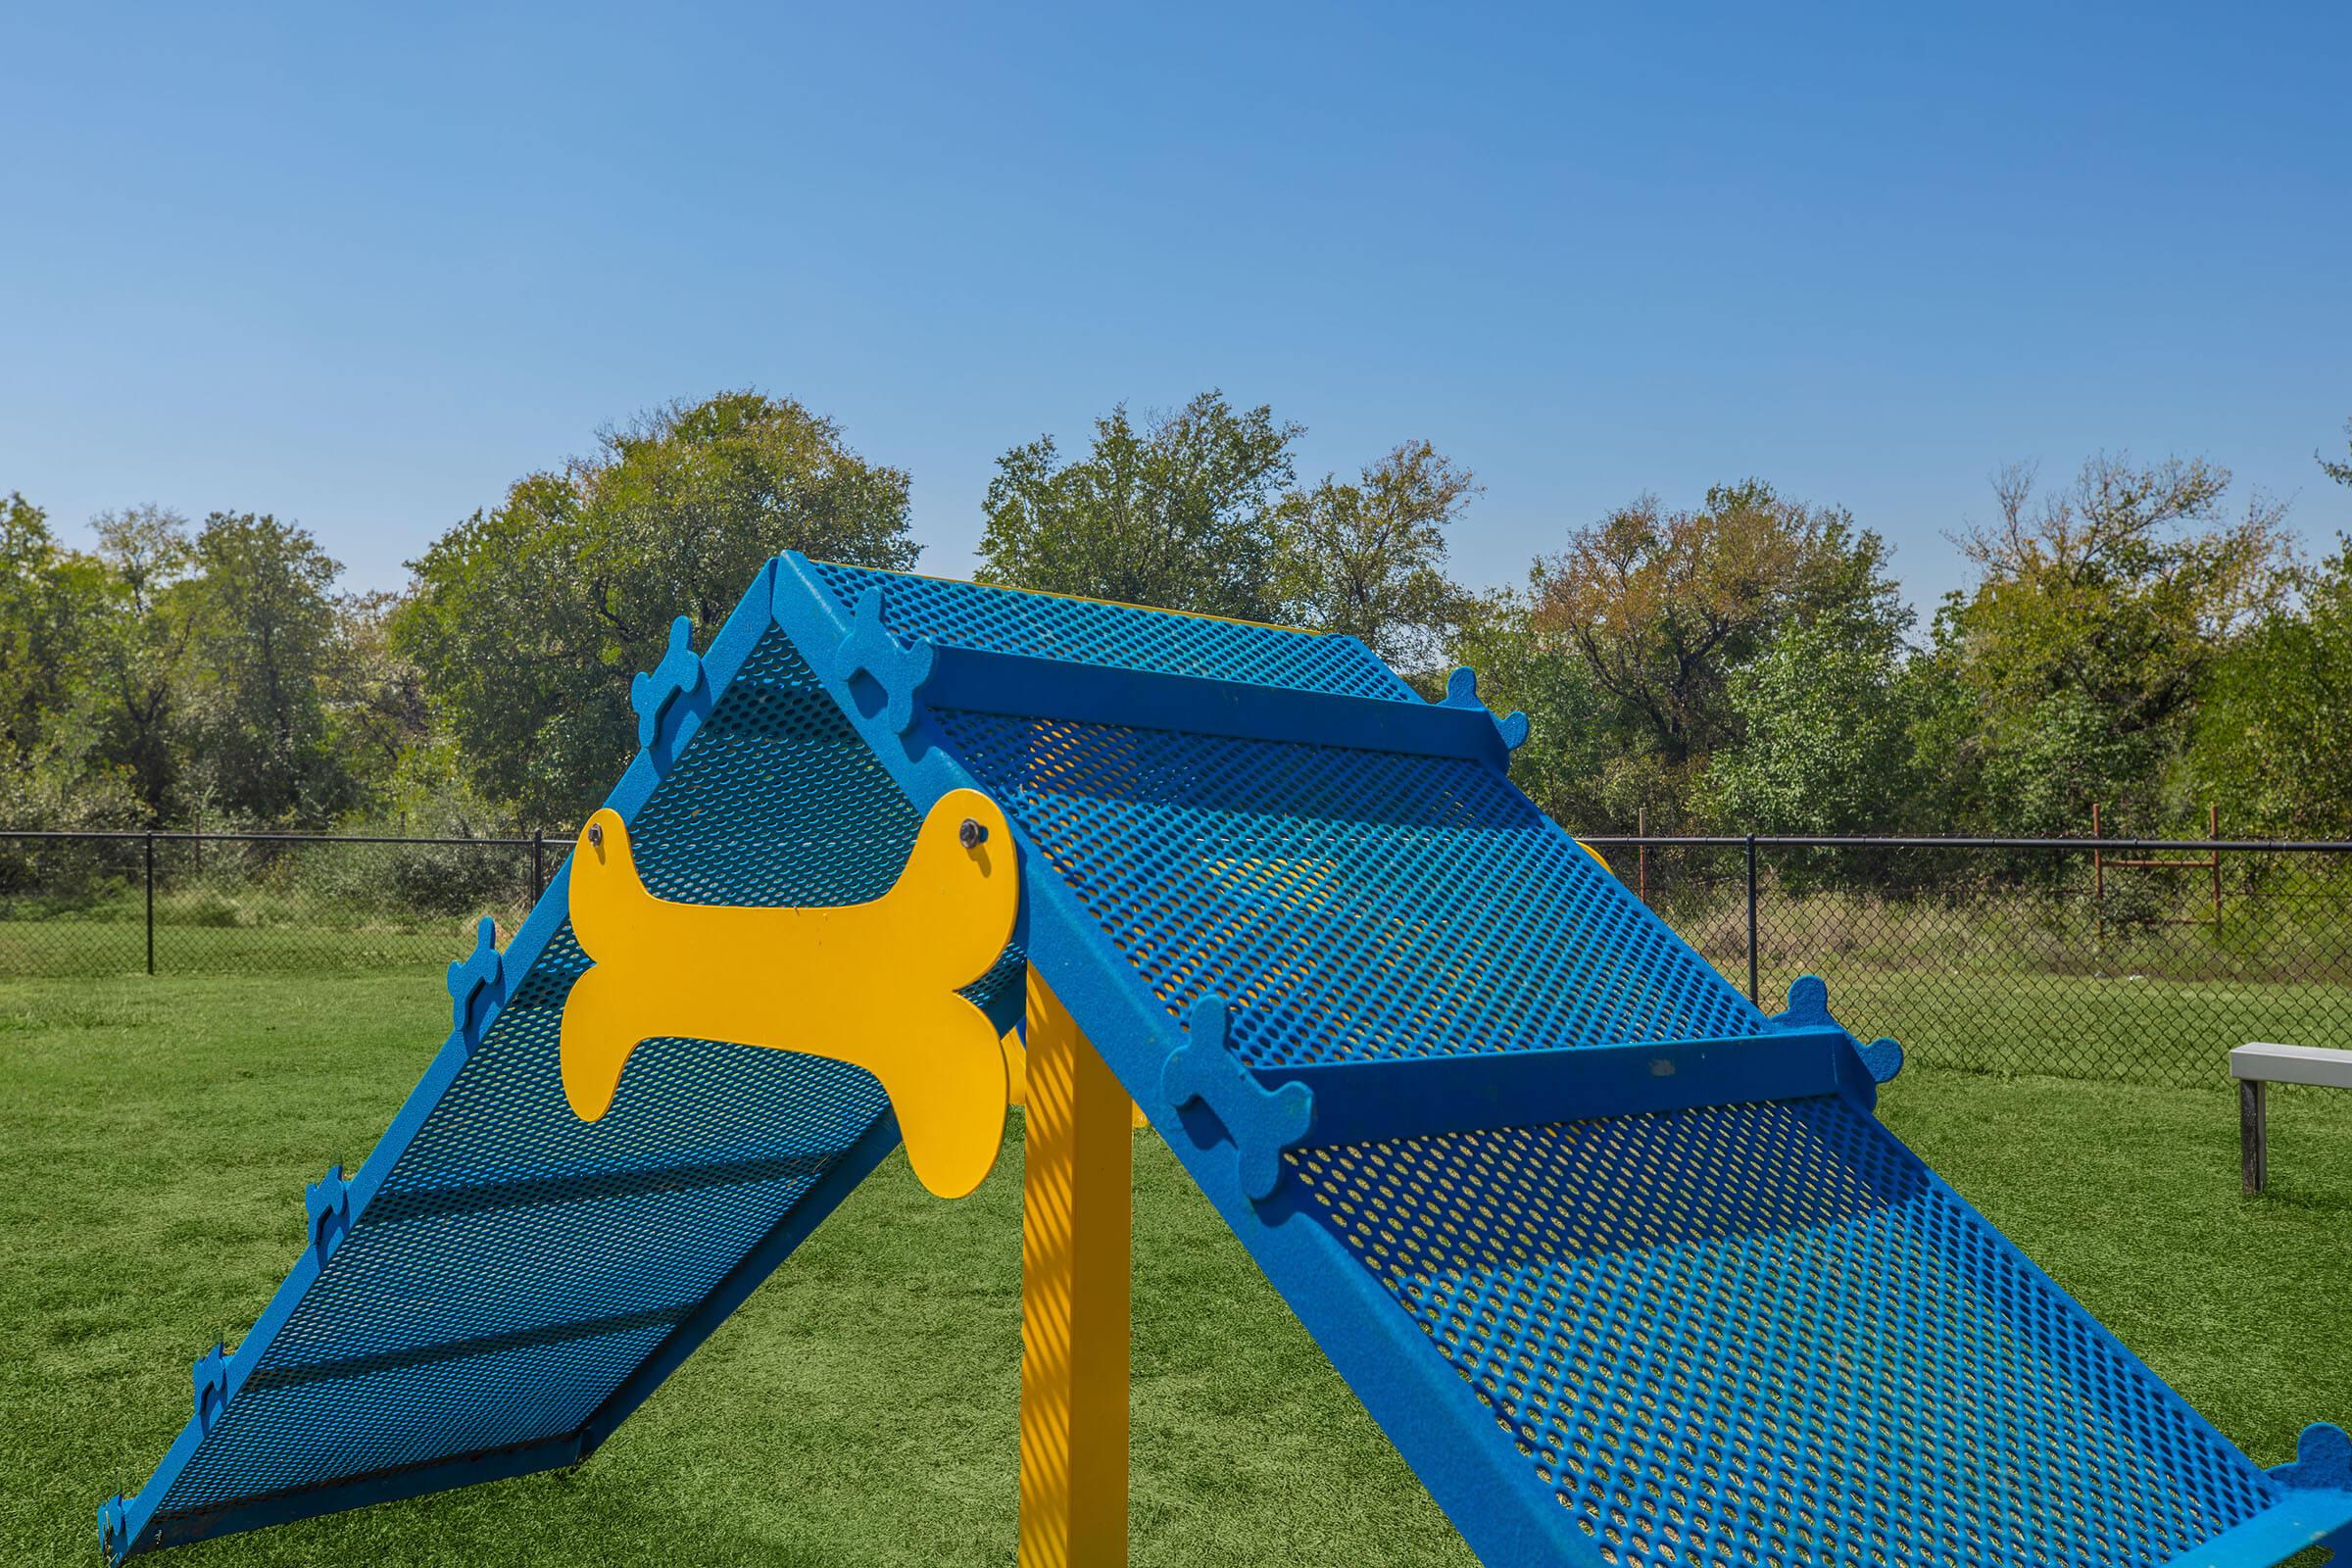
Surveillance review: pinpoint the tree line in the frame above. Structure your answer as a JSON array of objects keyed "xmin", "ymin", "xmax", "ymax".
[{"xmin": 6, "ymin": 389, "xmax": 2351, "ymax": 842}]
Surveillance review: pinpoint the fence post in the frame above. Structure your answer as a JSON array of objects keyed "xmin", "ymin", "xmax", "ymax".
[
  {"xmin": 1744, "ymin": 834, "xmax": 1759, "ymax": 1005},
  {"xmin": 1636, "ymin": 806, "xmax": 1648, "ymax": 905},
  {"xmin": 2210, "ymin": 803, "xmax": 2223, "ymax": 923},
  {"xmin": 2091, "ymin": 802, "xmax": 2104, "ymax": 943},
  {"xmin": 144, "ymin": 831, "xmax": 156, "ymax": 976},
  {"xmin": 1740, "ymin": 832, "xmax": 1759, "ymax": 1005},
  {"xmin": 531, "ymin": 835, "xmax": 545, "ymax": 903}
]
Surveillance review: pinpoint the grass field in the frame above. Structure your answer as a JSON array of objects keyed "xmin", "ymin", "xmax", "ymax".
[{"xmin": 5, "ymin": 970, "xmax": 2351, "ymax": 1566}]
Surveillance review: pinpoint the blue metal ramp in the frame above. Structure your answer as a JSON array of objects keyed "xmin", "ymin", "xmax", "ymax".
[{"xmin": 103, "ymin": 556, "xmax": 2352, "ymax": 1566}]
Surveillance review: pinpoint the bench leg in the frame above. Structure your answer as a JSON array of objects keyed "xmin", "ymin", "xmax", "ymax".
[{"xmin": 2240, "ymin": 1079, "xmax": 2268, "ymax": 1196}]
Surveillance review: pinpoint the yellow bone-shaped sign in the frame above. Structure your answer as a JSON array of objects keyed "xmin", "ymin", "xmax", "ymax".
[{"xmin": 561, "ymin": 788, "xmax": 1020, "ymax": 1199}]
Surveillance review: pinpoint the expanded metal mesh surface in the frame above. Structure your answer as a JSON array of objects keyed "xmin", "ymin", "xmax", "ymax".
[
  {"xmin": 152, "ymin": 626, "xmax": 928, "ymax": 1521},
  {"xmin": 1288, "ymin": 1101, "xmax": 2277, "ymax": 1568},
  {"xmin": 810, "ymin": 559, "xmax": 1417, "ymax": 702},
  {"xmin": 936, "ymin": 711, "xmax": 1759, "ymax": 1067}
]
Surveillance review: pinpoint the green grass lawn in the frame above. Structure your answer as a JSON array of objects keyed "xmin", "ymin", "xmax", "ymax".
[{"xmin": 5, "ymin": 971, "xmax": 2350, "ymax": 1566}]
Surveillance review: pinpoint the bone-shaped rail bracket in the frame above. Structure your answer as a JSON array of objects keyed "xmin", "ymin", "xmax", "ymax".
[
  {"xmin": 446, "ymin": 916, "xmax": 505, "ymax": 1051},
  {"xmin": 1770, "ymin": 972, "xmax": 1903, "ymax": 1086},
  {"xmin": 1161, "ymin": 996, "xmax": 1313, "ymax": 1202},
  {"xmin": 1439, "ymin": 664, "xmax": 1531, "ymax": 753},
  {"xmin": 834, "ymin": 585, "xmax": 936, "ymax": 735},
  {"xmin": 305, "ymin": 1164, "xmax": 351, "ymax": 1266},
  {"xmin": 630, "ymin": 615, "xmax": 710, "ymax": 772},
  {"xmin": 192, "ymin": 1344, "xmax": 230, "ymax": 1434},
  {"xmin": 98, "ymin": 1495, "xmax": 128, "ymax": 1561},
  {"xmin": 2273, "ymin": 1423, "xmax": 2352, "ymax": 1492},
  {"xmin": 561, "ymin": 788, "xmax": 1019, "ymax": 1198}
]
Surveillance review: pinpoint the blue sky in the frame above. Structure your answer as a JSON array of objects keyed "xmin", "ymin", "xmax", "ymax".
[{"xmin": 3, "ymin": 3, "xmax": 2345, "ymax": 617}]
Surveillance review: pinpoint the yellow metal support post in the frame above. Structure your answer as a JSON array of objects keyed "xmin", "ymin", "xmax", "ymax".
[{"xmin": 1018, "ymin": 973, "xmax": 1131, "ymax": 1568}]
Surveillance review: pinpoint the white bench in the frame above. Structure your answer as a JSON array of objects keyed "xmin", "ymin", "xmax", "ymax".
[{"xmin": 2230, "ymin": 1042, "xmax": 2352, "ymax": 1195}]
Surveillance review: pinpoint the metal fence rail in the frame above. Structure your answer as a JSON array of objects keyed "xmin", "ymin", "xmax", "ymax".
[{"xmin": 7, "ymin": 826, "xmax": 2352, "ymax": 1090}]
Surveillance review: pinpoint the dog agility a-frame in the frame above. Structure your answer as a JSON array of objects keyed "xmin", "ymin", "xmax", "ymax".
[{"xmin": 104, "ymin": 556, "xmax": 2352, "ymax": 1567}]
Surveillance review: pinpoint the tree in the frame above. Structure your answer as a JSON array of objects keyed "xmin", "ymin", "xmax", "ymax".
[
  {"xmin": 0, "ymin": 492, "xmax": 108, "ymax": 764},
  {"xmin": 0, "ymin": 493, "xmax": 59, "ymax": 761},
  {"xmin": 1529, "ymin": 480, "xmax": 1907, "ymax": 779},
  {"xmin": 323, "ymin": 590, "xmax": 432, "ymax": 810},
  {"xmin": 1449, "ymin": 587, "xmax": 1628, "ymax": 830},
  {"xmin": 1941, "ymin": 454, "xmax": 2290, "ymax": 833},
  {"xmin": 397, "ymin": 391, "xmax": 918, "ymax": 824},
  {"xmin": 1274, "ymin": 440, "xmax": 1475, "ymax": 669},
  {"xmin": 2191, "ymin": 540, "xmax": 2352, "ymax": 836},
  {"xmin": 1898, "ymin": 603, "xmax": 1990, "ymax": 830},
  {"xmin": 0, "ymin": 492, "xmax": 134, "ymax": 835},
  {"xmin": 83, "ymin": 505, "xmax": 196, "ymax": 818},
  {"xmin": 179, "ymin": 512, "xmax": 353, "ymax": 824},
  {"xmin": 585, "ymin": 391, "xmax": 920, "ymax": 635},
  {"xmin": 2322, "ymin": 416, "xmax": 2352, "ymax": 488},
  {"xmin": 976, "ymin": 391, "xmax": 1299, "ymax": 620},
  {"xmin": 1703, "ymin": 620, "xmax": 1923, "ymax": 835}
]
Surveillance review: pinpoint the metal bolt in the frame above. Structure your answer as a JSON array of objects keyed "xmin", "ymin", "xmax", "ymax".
[
  {"xmin": 958, "ymin": 817, "xmax": 988, "ymax": 850},
  {"xmin": 588, "ymin": 821, "xmax": 604, "ymax": 848}
]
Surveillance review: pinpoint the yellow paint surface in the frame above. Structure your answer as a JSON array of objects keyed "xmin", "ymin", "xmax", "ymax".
[
  {"xmin": 1018, "ymin": 972, "xmax": 1132, "ymax": 1568},
  {"xmin": 1004, "ymin": 1030, "xmax": 1150, "ymax": 1128},
  {"xmin": 561, "ymin": 788, "xmax": 1019, "ymax": 1199},
  {"xmin": 1004, "ymin": 1024, "xmax": 1028, "ymax": 1107}
]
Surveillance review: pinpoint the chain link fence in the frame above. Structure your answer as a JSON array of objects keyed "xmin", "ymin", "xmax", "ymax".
[
  {"xmin": 0, "ymin": 830, "xmax": 553, "ymax": 978},
  {"xmin": 7, "ymin": 827, "xmax": 2352, "ymax": 1090},
  {"xmin": 1586, "ymin": 834, "xmax": 2352, "ymax": 1090}
]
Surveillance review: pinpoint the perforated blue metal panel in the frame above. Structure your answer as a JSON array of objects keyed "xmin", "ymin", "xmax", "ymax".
[
  {"xmin": 808, "ymin": 560, "xmax": 1418, "ymax": 702},
  {"xmin": 1290, "ymin": 1104, "xmax": 2271, "ymax": 1568},
  {"xmin": 933, "ymin": 712, "xmax": 1758, "ymax": 1067},
  {"xmin": 104, "ymin": 601, "xmax": 953, "ymax": 1560}
]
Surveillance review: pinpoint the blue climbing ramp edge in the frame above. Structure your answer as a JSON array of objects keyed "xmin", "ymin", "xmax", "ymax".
[{"xmin": 103, "ymin": 555, "xmax": 2352, "ymax": 1567}]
